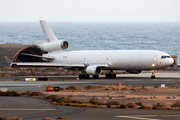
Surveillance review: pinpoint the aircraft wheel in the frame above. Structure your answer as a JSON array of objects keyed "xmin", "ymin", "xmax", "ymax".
[
  {"xmin": 82, "ymin": 75, "xmax": 86, "ymax": 79},
  {"xmin": 112, "ymin": 73, "xmax": 116, "ymax": 78},
  {"xmin": 86, "ymin": 75, "xmax": 89, "ymax": 79},
  {"xmin": 105, "ymin": 74, "xmax": 109, "ymax": 79},
  {"xmin": 151, "ymin": 75, "xmax": 155, "ymax": 79},
  {"xmin": 93, "ymin": 75, "xmax": 96, "ymax": 79},
  {"xmin": 93, "ymin": 75, "xmax": 99, "ymax": 79},
  {"xmin": 109, "ymin": 73, "xmax": 112, "ymax": 79},
  {"xmin": 79, "ymin": 75, "xmax": 82, "ymax": 79}
]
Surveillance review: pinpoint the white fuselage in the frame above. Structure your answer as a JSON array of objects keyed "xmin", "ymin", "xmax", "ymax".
[{"xmin": 46, "ymin": 50, "xmax": 173, "ymax": 70}]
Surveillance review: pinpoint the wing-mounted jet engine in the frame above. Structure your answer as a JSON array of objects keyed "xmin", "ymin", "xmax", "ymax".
[{"xmin": 85, "ymin": 66, "xmax": 102, "ymax": 75}]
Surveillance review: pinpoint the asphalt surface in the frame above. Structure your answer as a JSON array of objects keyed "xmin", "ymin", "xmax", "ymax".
[
  {"xmin": 0, "ymin": 71, "xmax": 180, "ymax": 91},
  {"xmin": 0, "ymin": 97, "xmax": 180, "ymax": 120},
  {"xmin": 0, "ymin": 97, "xmax": 85, "ymax": 120},
  {"xmin": 0, "ymin": 71, "xmax": 180, "ymax": 120}
]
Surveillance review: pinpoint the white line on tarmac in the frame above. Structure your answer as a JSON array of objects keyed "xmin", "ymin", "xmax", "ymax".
[
  {"xmin": 116, "ymin": 115, "xmax": 180, "ymax": 120},
  {"xmin": 115, "ymin": 116, "xmax": 161, "ymax": 120},
  {"xmin": 0, "ymin": 108, "xmax": 56, "ymax": 110},
  {"xmin": 133, "ymin": 115, "xmax": 180, "ymax": 117}
]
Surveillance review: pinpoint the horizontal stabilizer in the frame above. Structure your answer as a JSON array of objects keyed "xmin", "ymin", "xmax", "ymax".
[
  {"xmin": 20, "ymin": 53, "xmax": 54, "ymax": 60},
  {"xmin": 4, "ymin": 56, "xmax": 12, "ymax": 64}
]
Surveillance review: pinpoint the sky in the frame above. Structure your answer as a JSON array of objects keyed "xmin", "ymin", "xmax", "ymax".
[{"xmin": 0, "ymin": 0, "xmax": 180, "ymax": 22}]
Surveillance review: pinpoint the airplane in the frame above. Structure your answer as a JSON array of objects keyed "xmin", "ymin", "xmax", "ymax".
[{"xmin": 7, "ymin": 20, "xmax": 174, "ymax": 79}]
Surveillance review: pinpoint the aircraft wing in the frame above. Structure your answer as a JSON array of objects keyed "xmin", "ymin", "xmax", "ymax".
[{"xmin": 11, "ymin": 62, "xmax": 109, "ymax": 68}]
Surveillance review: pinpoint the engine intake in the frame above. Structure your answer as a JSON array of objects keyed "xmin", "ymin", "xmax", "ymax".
[
  {"xmin": 86, "ymin": 66, "xmax": 102, "ymax": 75},
  {"xmin": 126, "ymin": 70, "xmax": 142, "ymax": 74},
  {"xmin": 39, "ymin": 40, "xmax": 69, "ymax": 52}
]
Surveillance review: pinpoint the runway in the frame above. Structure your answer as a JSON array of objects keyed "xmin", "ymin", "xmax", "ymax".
[
  {"xmin": 0, "ymin": 71, "xmax": 180, "ymax": 91},
  {"xmin": 0, "ymin": 97, "xmax": 180, "ymax": 120}
]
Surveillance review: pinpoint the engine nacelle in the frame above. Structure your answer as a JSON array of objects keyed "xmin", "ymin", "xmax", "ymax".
[
  {"xmin": 86, "ymin": 66, "xmax": 102, "ymax": 75},
  {"xmin": 39, "ymin": 40, "xmax": 69, "ymax": 52},
  {"xmin": 126, "ymin": 70, "xmax": 142, "ymax": 74}
]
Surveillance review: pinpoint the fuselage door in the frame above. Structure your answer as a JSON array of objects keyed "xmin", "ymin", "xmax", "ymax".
[{"xmin": 153, "ymin": 55, "xmax": 158, "ymax": 64}]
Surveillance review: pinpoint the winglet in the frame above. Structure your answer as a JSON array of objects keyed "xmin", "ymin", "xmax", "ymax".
[
  {"xmin": 4, "ymin": 56, "xmax": 12, "ymax": 65},
  {"xmin": 39, "ymin": 20, "xmax": 58, "ymax": 42}
]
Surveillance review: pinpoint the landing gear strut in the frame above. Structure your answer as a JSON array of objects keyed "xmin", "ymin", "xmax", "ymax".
[
  {"xmin": 151, "ymin": 70, "xmax": 156, "ymax": 79},
  {"xmin": 105, "ymin": 70, "xmax": 116, "ymax": 79}
]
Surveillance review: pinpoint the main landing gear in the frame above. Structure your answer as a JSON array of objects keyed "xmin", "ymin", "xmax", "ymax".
[
  {"xmin": 93, "ymin": 75, "xmax": 99, "ymax": 79},
  {"xmin": 105, "ymin": 70, "xmax": 116, "ymax": 79},
  {"xmin": 79, "ymin": 74, "xmax": 89, "ymax": 79},
  {"xmin": 151, "ymin": 70, "xmax": 156, "ymax": 79},
  {"xmin": 78, "ymin": 74, "xmax": 99, "ymax": 79}
]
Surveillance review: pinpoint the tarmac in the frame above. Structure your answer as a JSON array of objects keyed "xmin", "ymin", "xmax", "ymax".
[
  {"xmin": 0, "ymin": 71, "xmax": 180, "ymax": 91},
  {"xmin": 0, "ymin": 97, "xmax": 180, "ymax": 120},
  {"xmin": 0, "ymin": 71, "xmax": 180, "ymax": 120}
]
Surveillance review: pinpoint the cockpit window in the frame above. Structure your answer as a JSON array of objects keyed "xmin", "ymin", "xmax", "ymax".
[{"xmin": 161, "ymin": 56, "xmax": 171, "ymax": 59}]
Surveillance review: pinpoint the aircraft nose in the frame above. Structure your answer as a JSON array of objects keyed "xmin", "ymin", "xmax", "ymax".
[{"xmin": 169, "ymin": 58, "xmax": 174, "ymax": 66}]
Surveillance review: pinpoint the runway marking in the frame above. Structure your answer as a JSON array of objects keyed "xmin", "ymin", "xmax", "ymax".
[
  {"xmin": 116, "ymin": 115, "xmax": 180, "ymax": 120},
  {"xmin": 133, "ymin": 115, "xmax": 180, "ymax": 117},
  {"xmin": 116, "ymin": 116, "xmax": 160, "ymax": 120},
  {"xmin": 0, "ymin": 108, "xmax": 56, "ymax": 111},
  {"xmin": 124, "ymin": 79, "xmax": 174, "ymax": 81}
]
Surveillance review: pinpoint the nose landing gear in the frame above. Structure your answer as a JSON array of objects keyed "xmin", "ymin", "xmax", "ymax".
[{"xmin": 151, "ymin": 70, "xmax": 156, "ymax": 79}]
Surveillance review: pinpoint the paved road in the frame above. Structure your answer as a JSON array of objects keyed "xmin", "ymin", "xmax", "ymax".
[
  {"xmin": 0, "ymin": 97, "xmax": 180, "ymax": 120},
  {"xmin": 0, "ymin": 71, "xmax": 180, "ymax": 91}
]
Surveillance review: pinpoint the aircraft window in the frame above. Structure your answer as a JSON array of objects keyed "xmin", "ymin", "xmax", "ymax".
[
  {"xmin": 161, "ymin": 56, "xmax": 166, "ymax": 59},
  {"xmin": 161, "ymin": 56, "xmax": 171, "ymax": 59}
]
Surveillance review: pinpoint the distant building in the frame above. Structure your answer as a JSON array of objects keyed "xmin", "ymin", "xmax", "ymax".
[{"xmin": 0, "ymin": 44, "xmax": 44, "ymax": 67}]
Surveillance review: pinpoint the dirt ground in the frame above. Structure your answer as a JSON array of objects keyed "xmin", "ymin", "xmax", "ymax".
[{"xmin": 44, "ymin": 85, "xmax": 180, "ymax": 108}]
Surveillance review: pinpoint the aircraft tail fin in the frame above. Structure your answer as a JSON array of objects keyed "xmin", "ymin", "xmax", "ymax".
[{"xmin": 39, "ymin": 20, "xmax": 58, "ymax": 42}]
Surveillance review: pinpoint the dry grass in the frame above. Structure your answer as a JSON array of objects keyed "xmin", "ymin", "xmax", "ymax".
[
  {"xmin": 0, "ymin": 67, "xmax": 80, "ymax": 78},
  {"xmin": 0, "ymin": 91, "xmax": 20, "ymax": 96},
  {"xmin": 172, "ymin": 101, "xmax": 180, "ymax": 107},
  {"xmin": 126, "ymin": 103, "xmax": 137, "ymax": 108},
  {"xmin": 119, "ymin": 104, "xmax": 127, "ymax": 109},
  {"xmin": 39, "ymin": 117, "xmax": 51, "ymax": 120},
  {"xmin": 6, "ymin": 116, "xmax": 22, "ymax": 120}
]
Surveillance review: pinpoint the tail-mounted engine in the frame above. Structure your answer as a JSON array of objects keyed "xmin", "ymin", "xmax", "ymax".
[{"xmin": 39, "ymin": 40, "xmax": 69, "ymax": 52}]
